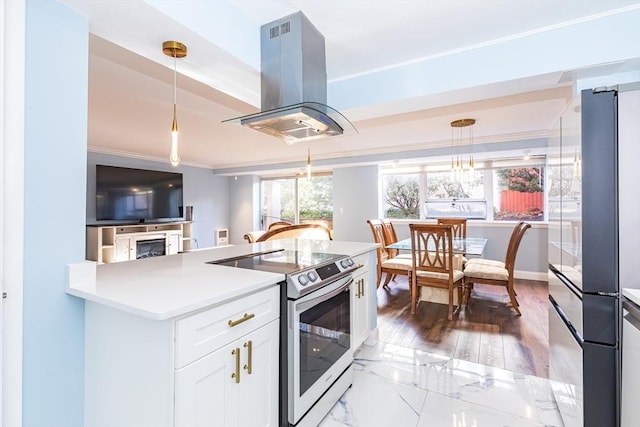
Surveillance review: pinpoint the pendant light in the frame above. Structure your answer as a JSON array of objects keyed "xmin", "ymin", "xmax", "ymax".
[
  {"xmin": 306, "ymin": 147, "xmax": 312, "ymax": 180},
  {"xmin": 163, "ymin": 41, "xmax": 187, "ymax": 167},
  {"xmin": 450, "ymin": 118, "xmax": 476, "ymax": 180}
]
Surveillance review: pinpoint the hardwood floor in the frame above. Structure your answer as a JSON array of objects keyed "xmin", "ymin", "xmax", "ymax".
[{"xmin": 375, "ymin": 275, "xmax": 550, "ymax": 378}]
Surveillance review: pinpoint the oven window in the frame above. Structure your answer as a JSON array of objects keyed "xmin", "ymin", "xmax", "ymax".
[{"xmin": 299, "ymin": 288, "xmax": 351, "ymax": 396}]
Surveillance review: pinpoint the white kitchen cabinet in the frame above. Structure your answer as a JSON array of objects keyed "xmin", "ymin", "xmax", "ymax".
[
  {"xmin": 622, "ymin": 301, "xmax": 640, "ymax": 427},
  {"xmin": 166, "ymin": 230, "xmax": 182, "ymax": 255},
  {"xmin": 83, "ymin": 285, "xmax": 280, "ymax": 427},
  {"xmin": 352, "ymin": 252, "xmax": 375, "ymax": 349},
  {"xmin": 114, "ymin": 235, "xmax": 134, "ymax": 262},
  {"xmin": 175, "ymin": 320, "xmax": 279, "ymax": 427}
]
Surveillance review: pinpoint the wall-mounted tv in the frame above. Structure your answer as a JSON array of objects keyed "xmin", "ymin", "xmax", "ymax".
[{"xmin": 96, "ymin": 165, "xmax": 184, "ymax": 222}]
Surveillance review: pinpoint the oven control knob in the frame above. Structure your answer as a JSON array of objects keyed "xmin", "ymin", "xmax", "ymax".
[
  {"xmin": 297, "ymin": 275, "xmax": 309, "ymax": 286},
  {"xmin": 347, "ymin": 258, "xmax": 354, "ymax": 266},
  {"xmin": 307, "ymin": 271, "xmax": 318, "ymax": 282},
  {"xmin": 340, "ymin": 260, "xmax": 349, "ymax": 268}
]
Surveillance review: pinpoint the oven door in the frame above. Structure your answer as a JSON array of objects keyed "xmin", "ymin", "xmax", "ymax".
[{"xmin": 288, "ymin": 274, "xmax": 353, "ymax": 424}]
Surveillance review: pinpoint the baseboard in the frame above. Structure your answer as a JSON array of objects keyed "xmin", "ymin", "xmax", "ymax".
[{"xmin": 515, "ymin": 270, "xmax": 547, "ymax": 282}]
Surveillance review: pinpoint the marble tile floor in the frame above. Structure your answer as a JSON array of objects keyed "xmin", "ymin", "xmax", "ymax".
[{"xmin": 319, "ymin": 341, "xmax": 582, "ymax": 427}]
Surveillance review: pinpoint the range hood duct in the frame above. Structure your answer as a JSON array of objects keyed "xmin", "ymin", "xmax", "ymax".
[{"xmin": 224, "ymin": 12, "xmax": 356, "ymax": 144}]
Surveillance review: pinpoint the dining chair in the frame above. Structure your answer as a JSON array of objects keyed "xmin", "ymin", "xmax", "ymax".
[
  {"xmin": 463, "ymin": 221, "xmax": 531, "ymax": 315},
  {"xmin": 437, "ymin": 217, "xmax": 469, "ymax": 262},
  {"xmin": 366, "ymin": 219, "xmax": 412, "ymax": 289},
  {"xmin": 408, "ymin": 223, "xmax": 464, "ymax": 320},
  {"xmin": 436, "ymin": 218, "xmax": 467, "ymax": 239},
  {"xmin": 465, "ymin": 221, "xmax": 524, "ymax": 269},
  {"xmin": 381, "ymin": 219, "xmax": 411, "ymax": 259}
]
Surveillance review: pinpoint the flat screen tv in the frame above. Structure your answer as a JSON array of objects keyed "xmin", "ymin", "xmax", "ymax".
[{"xmin": 96, "ymin": 165, "xmax": 184, "ymax": 222}]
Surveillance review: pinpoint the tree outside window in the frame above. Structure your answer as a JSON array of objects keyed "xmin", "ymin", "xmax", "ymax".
[
  {"xmin": 261, "ymin": 175, "xmax": 333, "ymax": 230},
  {"xmin": 382, "ymin": 174, "xmax": 419, "ymax": 219}
]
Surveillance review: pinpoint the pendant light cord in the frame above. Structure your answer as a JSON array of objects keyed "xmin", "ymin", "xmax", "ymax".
[{"xmin": 173, "ymin": 53, "xmax": 177, "ymax": 123}]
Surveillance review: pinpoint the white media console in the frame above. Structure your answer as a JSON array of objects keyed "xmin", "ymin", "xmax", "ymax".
[{"xmin": 86, "ymin": 222, "xmax": 193, "ymax": 264}]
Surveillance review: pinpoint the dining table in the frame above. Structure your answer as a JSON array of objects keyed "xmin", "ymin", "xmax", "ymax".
[{"xmin": 386, "ymin": 236, "xmax": 488, "ymax": 257}]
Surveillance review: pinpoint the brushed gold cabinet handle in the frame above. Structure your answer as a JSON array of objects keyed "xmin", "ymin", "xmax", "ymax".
[
  {"xmin": 231, "ymin": 348, "xmax": 240, "ymax": 383},
  {"xmin": 228, "ymin": 312, "xmax": 255, "ymax": 327},
  {"xmin": 360, "ymin": 279, "xmax": 364, "ymax": 297},
  {"xmin": 243, "ymin": 340, "xmax": 253, "ymax": 375}
]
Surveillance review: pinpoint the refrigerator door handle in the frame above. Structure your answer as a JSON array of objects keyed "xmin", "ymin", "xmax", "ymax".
[
  {"xmin": 596, "ymin": 292, "xmax": 619, "ymax": 297},
  {"xmin": 549, "ymin": 264, "xmax": 583, "ymax": 299},
  {"xmin": 549, "ymin": 294, "xmax": 584, "ymax": 346}
]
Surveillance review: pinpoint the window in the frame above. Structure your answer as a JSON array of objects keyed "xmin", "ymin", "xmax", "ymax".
[
  {"xmin": 425, "ymin": 170, "xmax": 486, "ymax": 219},
  {"xmin": 260, "ymin": 174, "xmax": 333, "ymax": 230},
  {"xmin": 380, "ymin": 157, "xmax": 546, "ymax": 221},
  {"xmin": 493, "ymin": 166, "xmax": 544, "ymax": 221},
  {"xmin": 381, "ymin": 174, "xmax": 419, "ymax": 219}
]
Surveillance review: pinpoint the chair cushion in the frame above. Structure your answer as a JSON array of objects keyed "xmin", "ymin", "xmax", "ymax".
[
  {"xmin": 416, "ymin": 269, "xmax": 464, "ymax": 282},
  {"xmin": 463, "ymin": 263, "xmax": 508, "ymax": 281},
  {"xmin": 465, "ymin": 258, "xmax": 505, "ymax": 268},
  {"xmin": 381, "ymin": 257, "xmax": 413, "ymax": 271},
  {"xmin": 393, "ymin": 253, "xmax": 413, "ymax": 259}
]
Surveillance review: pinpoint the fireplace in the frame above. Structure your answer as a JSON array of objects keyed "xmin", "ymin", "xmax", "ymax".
[{"xmin": 136, "ymin": 238, "xmax": 166, "ymax": 259}]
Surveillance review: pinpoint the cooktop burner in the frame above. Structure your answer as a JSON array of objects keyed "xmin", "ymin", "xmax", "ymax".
[
  {"xmin": 207, "ymin": 248, "xmax": 359, "ymax": 298},
  {"xmin": 208, "ymin": 249, "xmax": 342, "ymax": 273}
]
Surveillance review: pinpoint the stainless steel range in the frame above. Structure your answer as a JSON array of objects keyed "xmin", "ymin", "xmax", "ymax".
[{"xmin": 209, "ymin": 248, "xmax": 361, "ymax": 426}]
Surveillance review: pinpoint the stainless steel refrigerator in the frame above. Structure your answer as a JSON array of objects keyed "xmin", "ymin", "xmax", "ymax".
[{"xmin": 548, "ymin": 83, "xmax": 640, "ymax": 427}]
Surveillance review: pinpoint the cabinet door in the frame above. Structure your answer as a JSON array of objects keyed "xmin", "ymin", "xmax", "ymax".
[
  {"xmin": 114, "ymin": 236, "xmax": 133, "ymax": 262},
  {"xmin": 167, "ymin": 231, "xmax": 182, "ymax": 255},
  {"xmin": 237, "ymin": 320, "xmax": 279, "ymax": 427},
  {"xmin": 175, "ymin": 340, "xmax": 240, "ymax": 427},
  {"xmin": 352, "ymin": 270, "xmax": 370, "ymax": 349},
  {"xmin": 175, "ymin": 320, "xmax": 279, "ymax": 427}
]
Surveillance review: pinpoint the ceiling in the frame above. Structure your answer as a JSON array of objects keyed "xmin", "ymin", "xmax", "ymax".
[{"xmin": 62, "ymin": 0, "xmax": 640, "ymax": 174}]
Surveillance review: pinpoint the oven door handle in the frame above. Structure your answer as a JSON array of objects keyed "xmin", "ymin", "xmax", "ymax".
[{"xmin": 295, "ymin": 276, "xmax": 354, "ymax": 312}]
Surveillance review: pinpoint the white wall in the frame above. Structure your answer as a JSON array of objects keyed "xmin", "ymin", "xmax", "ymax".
[
  {"xmin": 228, "ymin": 175, "xmax": 260, "ymax": 244},
  {"xmin": 23, "ymin": 2, "xmax": 87, "ymax": 425},
  {"xmin": 332, "ymin": 166, "xmax": 379, "ymax": 242},
  {"xmin": 87, "ymin": 152, "xmax": 230, "ymax": 248}
]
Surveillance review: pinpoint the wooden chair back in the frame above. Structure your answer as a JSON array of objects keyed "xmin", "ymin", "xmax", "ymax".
[
  {"xmin": 366, "ymin": 219, "xmax": 389, "ymax": 263},
  {"xmin": 409, "ymin": 223, "xmax": 455, "ymax": 280},
  {"xmin": 381, "ymin": 219, "xmax": 400, "ymax": 257},
  {"xmin": 504, "ymin": 222, "xmax": 532, "ymax": 276},
  {"xmin": 409, "ymin": 223, "xmax": 463, "ymax": 320},
  {"xmin": 255, "ymin": 223, "xmax": 332, "ymax": 242},
  {"xmin": 436, "ymin": 218, "xmax": 467, "ymax": 239}
]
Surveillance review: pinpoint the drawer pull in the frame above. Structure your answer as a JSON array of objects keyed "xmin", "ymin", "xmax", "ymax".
[
  {"xmin": 231, "ymin": 348, "xmax": 240, "ymax": 384},
  {"xmin": 243, "ymin": 340, "xmax": 253, "ymax": 375},
  {"xmin": 228, "ymin": 312, "xmax": 255, "ymax": 327}
]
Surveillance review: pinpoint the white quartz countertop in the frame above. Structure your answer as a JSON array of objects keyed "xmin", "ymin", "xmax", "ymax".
[
  {"xmin": 623, "ymin": 288, "xmax": 640, "ymax": 307},
  {"xmin": 67, "ymin": 239, "xmax": 378, "ymax": 321}
]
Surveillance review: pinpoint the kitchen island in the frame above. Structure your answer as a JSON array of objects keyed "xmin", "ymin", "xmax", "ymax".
[{"xmin": 67, "ymin": 238, "xmax": 378, "ymax": 427}]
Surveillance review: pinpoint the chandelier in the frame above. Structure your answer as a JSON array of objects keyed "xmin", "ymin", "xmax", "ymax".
[{"xmin": 450, "ymin": 118, "xmax": 476, "ymax": 180}]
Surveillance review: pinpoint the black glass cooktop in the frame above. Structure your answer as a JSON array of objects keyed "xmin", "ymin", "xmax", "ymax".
[{"xmin": 207, "ymin": 249, "xmax": 344, "ymax": 275}]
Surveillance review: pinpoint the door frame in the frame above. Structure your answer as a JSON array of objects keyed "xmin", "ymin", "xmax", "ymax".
[{"xmin": 1, "ymin": 1, "xmax": 26, "ymax": 426}]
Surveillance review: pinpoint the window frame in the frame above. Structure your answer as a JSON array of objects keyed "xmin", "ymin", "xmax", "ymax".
[
  {"xmin": 259, "ymin": 172, "xmax": 334, "ymax": 230},
  {"xmin": 380, "ymin": 156, "xmax": 547, "ymax": 222}
]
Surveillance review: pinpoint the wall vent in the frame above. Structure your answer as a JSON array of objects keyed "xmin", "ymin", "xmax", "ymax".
[{"xmin": 269, "ymin": 25, "xmax": 279, "ymax": 39}]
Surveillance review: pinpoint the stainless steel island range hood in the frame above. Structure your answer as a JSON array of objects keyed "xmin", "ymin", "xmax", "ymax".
[{"xmin": 224, "ymin": 11, "xmax": 356, "ymax": 144}]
